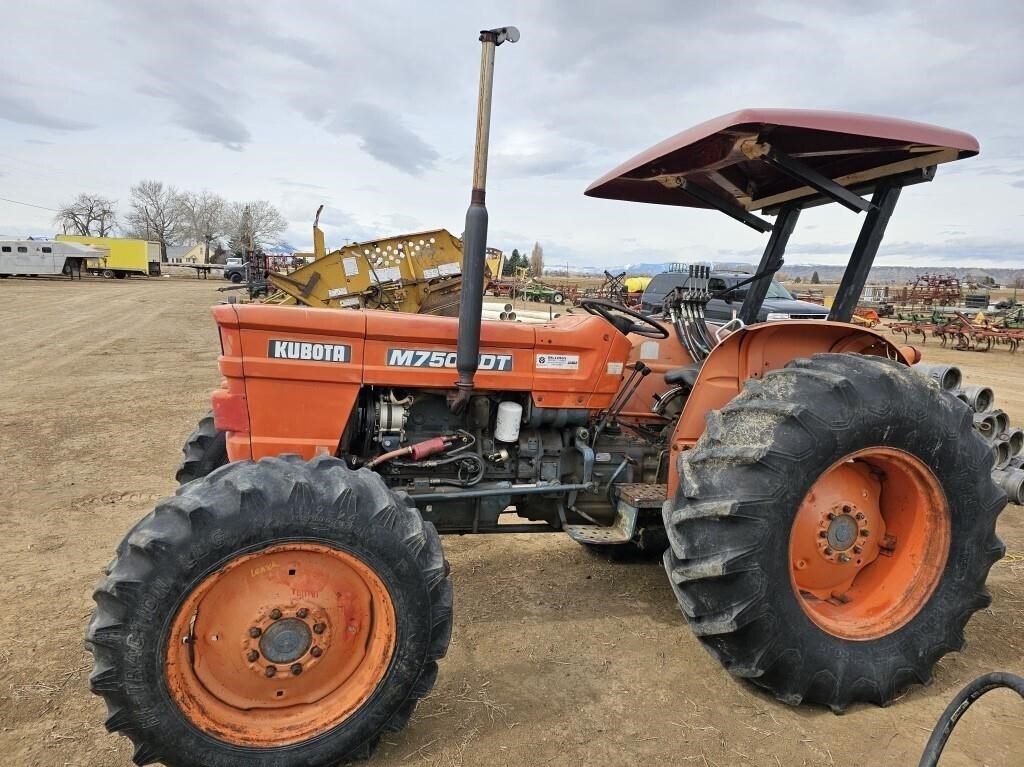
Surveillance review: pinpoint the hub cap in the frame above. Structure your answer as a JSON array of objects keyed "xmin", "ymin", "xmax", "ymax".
[
  {"xmin": 165, "ymin": 543, "xmax": 396, "ymax": 746},
  {"xmin": 259, "ymin": 618, "xmax": 312, "ymax": 664},
  {"xmin": 789, "ymin": 447, "xmax": 950, "ymax": 640}
]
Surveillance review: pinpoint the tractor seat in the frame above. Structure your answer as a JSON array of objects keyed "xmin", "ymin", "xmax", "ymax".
[{"xmin": 663, "ymin": 362, "xmax": 702, "ymax": 389}]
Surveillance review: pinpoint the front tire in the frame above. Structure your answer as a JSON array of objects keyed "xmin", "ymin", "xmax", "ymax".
[
  {"xmin": 86, "ymin": 456, "xmax": 453, "ymax": 766},
  {"xmin": 663, "ymin": 354, "xmax": 1005, "ymax": 711},
  {"xmin": 175, "ymin": 412, "xmax": 228, "ymax": 484}
]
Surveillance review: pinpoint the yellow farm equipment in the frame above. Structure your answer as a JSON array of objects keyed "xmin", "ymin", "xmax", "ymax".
[{"xmin": 263, "ymin": 210, "xmax": 504, "ymax": 315}]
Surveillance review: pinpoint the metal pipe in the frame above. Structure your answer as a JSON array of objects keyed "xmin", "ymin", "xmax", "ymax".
[
  {"xmin": 960, "ymin": 384, "xmax": 994, "ymax": 413},
  {"xmin": 452, "ymin": 26, "xmax": 519, "ymax": 413},
  {"xmin": 973, "ymin": 412, "xmax": 997, "ymax": 437},
  {"xmin": 411, "ymin": 480, "xmax": 592, "ymax": 503},
  {"xmin": 912, "ymin": 362, "xmax": 962, "ymax": 391},
  {"xmin": 993, "ymin": 439, "xmax": 1011, "ymax": 470},
  {"xmin": 992, "ymin": 468, "xmax": 1024, "ymax": 505},
  {"xmin": 989, "ymin": 409, "xmax": 1010, "ymax": 437},
  {"xmin": 1004, "ymin": 427, "xmax": 1023, "ymax": 457}
]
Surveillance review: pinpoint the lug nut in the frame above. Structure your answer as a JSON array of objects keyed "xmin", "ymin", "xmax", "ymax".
[
  {"xmin": 265, "ymin": 665, "xmax": 277, "ymax": 678},
  {"xmin": 247, "ymin": 650, "xmax": 260, "ymax": 662},
  {"xmin": 311, "ymin": 646, "xmax": 323, "ymax": 658},
  {"xmin": 249, "ymin": 627, "xmax": 262, "ymax": 638},
  {"xmin": 313, "ymin": 623, "xmax": 326, "ymax": 634},
  {"xmin": 291, "ymin": 663, "xmax": 303, "ymax": 676},
  {"xmin": 838, "ymin": 553, "xmax": 850, "ymax": 564},
  {"xmin": 855, "ymin": 511, "xmax": 865, "ymax": 520},
  {"xmin": 296, "ymin": 608, "xmax": 309, "ymax": 619},
  {"xmin": 853, "ymin": 546, "xmax": 863, "ymax": 555},
  {"xmin": 827, "ymin": 512, "xmax": 836, "ymax": 520},
  {"xmin": 269, "ymin": 608, "xmax": 282, "ymax": 620},
  {"xmin": 824, "ymin": 546, "xmax": 833, "ymax": 556}
]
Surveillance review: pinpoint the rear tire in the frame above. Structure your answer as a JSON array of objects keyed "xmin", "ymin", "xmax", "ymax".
[
  {"xmin": 86, "ymin": 455, "xmax": 453, "ymax": 766},
  {"xmin": 663, "ymin": 353, "xmax": 1005, "ymax": 711},
  {"xmin": 230, "ymin": 272, "xmax": 244, "ymax": 284},
  {"xmin": 102, "ymin": 269, "xmax": 115, "ymax": 279},
  {"xmin": 175, "ymin": 412, "xmax": 227, "ymax": 484},
  {"xmin": 552, "ymin": 292, "xmax": 564, "ymax": 304}
]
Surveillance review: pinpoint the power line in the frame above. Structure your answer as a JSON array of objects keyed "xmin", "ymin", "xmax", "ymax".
[{"xmin": 0, "ymin": 195, "xmax": 58, "ymax": 212}]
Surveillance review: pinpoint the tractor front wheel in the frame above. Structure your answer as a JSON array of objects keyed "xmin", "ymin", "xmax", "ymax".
[
  {"xmin": 663, "ymin": 353, "xmax": 1005, "ymax": 711},
  {"xmin": 87, "ymin": 456, "xmax": 453, "ymax": 766},
  {"xmin": 175, "ymin": 412, "xmax": 227, "ymax": 484}
]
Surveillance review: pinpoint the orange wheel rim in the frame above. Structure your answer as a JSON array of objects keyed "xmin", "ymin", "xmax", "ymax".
[
  {"xmin": 164, "ymin": 543, "xmax": 396, "ymax": 746},
  {"xmin": 789, "ymin": 447, "xmax": 950, "ymax": 640}
]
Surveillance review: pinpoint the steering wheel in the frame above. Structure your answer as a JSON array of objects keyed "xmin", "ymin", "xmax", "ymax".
[{"xmin": 578, "ymin": 298, "xmax": 669, "ymax": 339}]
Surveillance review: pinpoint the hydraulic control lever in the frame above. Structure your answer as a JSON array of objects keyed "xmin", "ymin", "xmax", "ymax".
[{"xmin": 592, "ymin": 361, "xmax": 651, "ymax": 446}]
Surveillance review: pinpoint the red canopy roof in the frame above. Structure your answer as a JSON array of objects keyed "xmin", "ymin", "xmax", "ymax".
[{"xmin": 584, "ymin": 109, "xmax": 978, "ymax": 212}]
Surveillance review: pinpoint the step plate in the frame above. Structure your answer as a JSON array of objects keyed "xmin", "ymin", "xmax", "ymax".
[{"xmin": 564, "ymin": 523, "xmax": 632, "ymax": 544}]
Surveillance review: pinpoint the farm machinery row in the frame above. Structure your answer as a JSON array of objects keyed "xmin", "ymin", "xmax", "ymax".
[
  {"xmin": 86, "ymin": 26, "xmax": 1012, "ymax": 767},
  {"xmin": 890, "ymin": 308, "xmax": 1024, "ymax": 352}
]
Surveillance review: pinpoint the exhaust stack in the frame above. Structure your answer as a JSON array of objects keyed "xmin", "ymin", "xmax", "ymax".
[{"xmin": 452, "ymin": 25, "xmax": 519, "ymax": 413}]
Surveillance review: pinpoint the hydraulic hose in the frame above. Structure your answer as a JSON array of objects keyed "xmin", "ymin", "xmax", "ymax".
[{"xmin": 918, "ymin": 671, "xmax": 1024, "ymax": 767}]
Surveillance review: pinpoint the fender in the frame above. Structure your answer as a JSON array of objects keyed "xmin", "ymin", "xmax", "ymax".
[{"xmin": 667, "ymin": 320, "xmax": 917, "ymax": 496}]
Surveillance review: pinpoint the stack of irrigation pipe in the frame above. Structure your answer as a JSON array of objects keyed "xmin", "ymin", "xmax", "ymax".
[
  {"xmin": 482, "ymin": 301, "xmax": 565, "ymax": 324},
  {"xmin": 914, "ymin": 362, "xmax": 1024, "ymax": 503}
]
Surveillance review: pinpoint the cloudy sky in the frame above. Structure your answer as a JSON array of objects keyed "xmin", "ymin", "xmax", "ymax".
[{"xmin": 1, "ymin": 1, "xmax": 1022, "ymax": 268}]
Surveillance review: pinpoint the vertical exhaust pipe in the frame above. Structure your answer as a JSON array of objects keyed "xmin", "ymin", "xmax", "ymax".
[{"xmin": 453, "ymin": 25, "xmax": 519, "ymax": 413}]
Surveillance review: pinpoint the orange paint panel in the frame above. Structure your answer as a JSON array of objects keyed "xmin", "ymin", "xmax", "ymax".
[{"xmin": 211, "ymin": 304, "xmax": 634, "ymax": 458}]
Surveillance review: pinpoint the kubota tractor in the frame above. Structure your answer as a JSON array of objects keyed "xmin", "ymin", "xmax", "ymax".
[{"xmin": 87, "ymin": 27, "xmax": 1006, "ymax": 767}]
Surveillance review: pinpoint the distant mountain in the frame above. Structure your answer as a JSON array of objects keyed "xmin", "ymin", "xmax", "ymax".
[{"xmin": 556, "ymin": 262, "xmax": 1024, "ymax": 287}]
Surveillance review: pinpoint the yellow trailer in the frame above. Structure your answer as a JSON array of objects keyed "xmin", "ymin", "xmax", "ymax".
[{"xmin": 56, "ymin": 235, "xmax": 161, "ymax": 278}]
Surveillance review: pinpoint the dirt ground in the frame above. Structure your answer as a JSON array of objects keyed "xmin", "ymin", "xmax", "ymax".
[{"xmin": 1, "ymin": 277, "xmax": 1021, "ymax": 767}]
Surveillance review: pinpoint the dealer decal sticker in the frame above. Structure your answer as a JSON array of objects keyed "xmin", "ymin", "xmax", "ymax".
[
  {"xmin": 269, "ymin": 340, "xmax": 351, "ymax": 362},
  {"xmin": 536, "ymin": 353, "xmax": 580, "ymax": 371}
]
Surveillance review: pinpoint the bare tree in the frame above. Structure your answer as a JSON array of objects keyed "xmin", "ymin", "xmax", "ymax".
[
  {"xmin": 53, "ymin": 193, "xmax": 118, "ymax": 236},
  {"xmin": 123, "ymin": 180, "xmax": 185, "ymax": 261},
  {"xmin": 530, "ymin": 241, "xmax": 544, "ymax": 276},
  {"xmin": 225, "ymin": 200, "xmax": 288, "ymax": 253},
  {"xmin": 177, "ymin": 190, "xmax": 227, "ymax": 262}
]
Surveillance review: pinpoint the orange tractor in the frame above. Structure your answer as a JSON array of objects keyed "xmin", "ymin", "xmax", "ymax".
[{"xmin": 87, "ymin": 27, "xmax": 1005, "ymax": 767}]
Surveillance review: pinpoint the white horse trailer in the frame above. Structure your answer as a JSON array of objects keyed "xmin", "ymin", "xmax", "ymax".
[{"xmin": 0, "ymin": 239, "xmax": 100, "ymax": 279}]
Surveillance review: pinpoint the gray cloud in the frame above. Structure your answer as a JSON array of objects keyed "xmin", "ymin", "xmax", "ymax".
[
  {"xmin": 274, "ymin": 178, "xmax": 328, "ymax": 191},
  {"xmin": 0, "ymin": 92, "xmax": 93, "ymax": 131},
  {"xmin": 327, "ymin": 103, "xmax": 439, "ymax": 176},
  {"xmin": 139, "ymin": 77, "xmax": 250, "ymax": 151}
]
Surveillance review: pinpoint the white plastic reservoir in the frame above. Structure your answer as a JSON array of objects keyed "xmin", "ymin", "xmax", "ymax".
[{"xmin": 494, "ymin": 401, "xmax": 523, "ymax": 443}]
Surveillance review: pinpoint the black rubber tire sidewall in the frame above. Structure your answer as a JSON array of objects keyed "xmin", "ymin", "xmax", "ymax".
[
  {"xmin": 175, "ymin": 413, "xmax": 228, "ymax": 484},
  {"xmin": 89, "ymin": 457, "xmax": 451, "ymax": 766}
]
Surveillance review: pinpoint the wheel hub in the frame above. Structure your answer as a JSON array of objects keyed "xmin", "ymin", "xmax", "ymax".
[
  {"xmin": 789, "ymin": 448, "xmax": 951, "ymax": 640},
  {"xmin": 826, "ymin": 513, "xmax": 858, "ymax": 551},
  {"xmin": 260, "ymin": 618, "xmax": 312, "ymax": 664}
]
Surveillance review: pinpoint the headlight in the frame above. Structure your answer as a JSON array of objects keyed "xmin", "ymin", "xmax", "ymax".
[{"xmin": 765, "ymin": 312, "xmax": 791, "ymax": 321}]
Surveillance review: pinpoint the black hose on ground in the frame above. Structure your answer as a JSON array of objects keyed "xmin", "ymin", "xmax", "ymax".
[{"xmin": 918, "ymin": 671, "xmax": 1024, "ymax": 766}]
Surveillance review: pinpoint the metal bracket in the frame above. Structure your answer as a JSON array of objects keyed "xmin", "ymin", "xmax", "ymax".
[
  {"xmin": 675, "ymin": 179, "xmax": 774, "ymax": 233},
  {"xmin": 715, "ymin": 317, "xmax": 746, "ymax": 343},
  {"xmin": 762, "ymin": 146, "xmax": 874, "ymax": 214}
]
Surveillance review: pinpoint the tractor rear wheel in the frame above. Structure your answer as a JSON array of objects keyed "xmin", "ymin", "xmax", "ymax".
[
  {"xmin": 86, "ymin": 455, "xmax": 452, "ymax": 766},
  {"xmin": 663, "ymin": 353, "xmax": 1005, "ymax": 711},
  {"xmin": 175, "ymin": 412, "xmax": 227, "ymax": 484}
]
